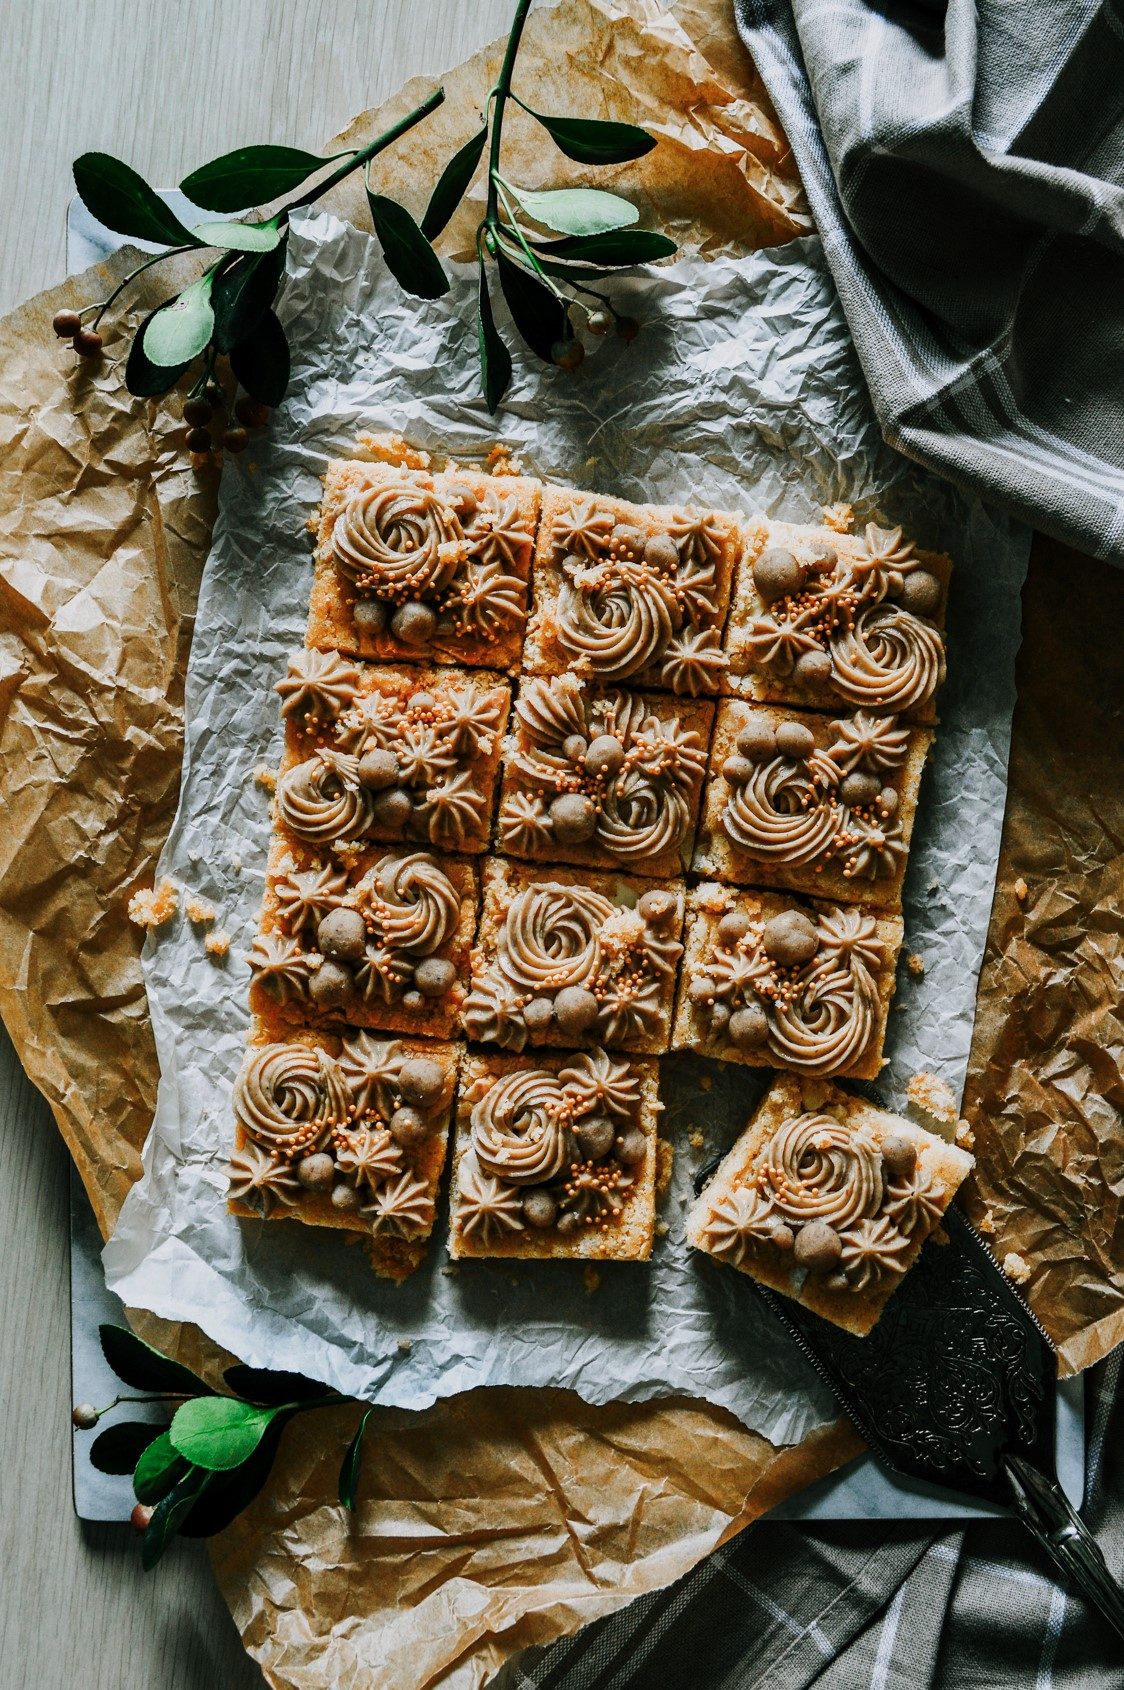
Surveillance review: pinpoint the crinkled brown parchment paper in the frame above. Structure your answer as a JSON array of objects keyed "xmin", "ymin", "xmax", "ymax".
[{"xmin": 0, "ymin": 0, "xmax": 1120, "ymax": 1685}]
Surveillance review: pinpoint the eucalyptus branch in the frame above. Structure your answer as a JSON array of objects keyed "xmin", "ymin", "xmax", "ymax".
[{"xmin": 55, "ymin": 0, "xmax": 676, "ymax": 445}]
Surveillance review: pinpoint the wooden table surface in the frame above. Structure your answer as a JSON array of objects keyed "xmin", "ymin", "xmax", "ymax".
[{"xmin": 1, "ymin": 4, "xmax": 510, "ymax": 1685}]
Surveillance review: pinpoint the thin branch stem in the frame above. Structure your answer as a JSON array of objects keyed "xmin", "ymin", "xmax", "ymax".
[
  {"xmin": 494, "ymin": 184, "xmax": 567, "ymax": 304},
  {"xmin": 283, "ymin": 86, "xmax": 446, "ymax": 219},
  {"xmin": 485, "ymin": 0, "xmax": 535, "ymax": 223},
  {"xmin": 90, "ymin": 247, "xmax": 196, "ymax": 328}
]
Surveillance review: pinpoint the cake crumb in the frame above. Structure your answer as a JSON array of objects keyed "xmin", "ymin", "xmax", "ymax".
[
  {"xmin": 396, "ymin": 1337, "xmax": 413, "ymax": 1354},
  {"xmin": 655, "ymin": 1139, "xmax": 675, "ymax": 1197},
  {"xmin": 486, "ymin": 443, "xmax": 524, "ymax": 477},
  {"xmin": 955, "ymin": 1118, "xmax": 976, "ymax": 1150},
  {"xmin": 978, "ymin": 1208, "xmax": 996, "ymax": 1235},
  {"xmin": 699, "ymin": 1074, "xmax": 712, "ymax": 1093},
  {"xmin": 128, "ymin": 878, "xmax": 178, "ymax": 929},
  {"xmin": 688, "ymin": 1129, "xmax": 705, "ymax": 1151},
  {"xmin": 205, "ymin": 931, "xmax": 231, "ymax": 957},
  {"xmin": 230, "ymin": 854, "xmax": 243, "ymax": 873},
  {"xmin": 822, "ymin": 502, "xmax": 854, "ymax": 533},
  {"xmin": 655, "ymin": 1220, "xmax": 670, "ymax": 1238},
  {"xmin": 254, "ymin": 764, "xmax": 277, "ymax": 793},
  {"xmin": 907, "ymin": 1070, "xmax": 958, "ymax": 1127},
  {"xmin": 1003, "ymin": 1251, "xmax": 1032, "ymax": 1285},
  {"xmin": 583, "ymin": 1266, "xmax": 601, "ymax": 1295},
  {"xmin": 906, "ymin": 953, "xmax": 925, "ymax": 977},
  {"xmin": 1014, "ymin": 877, "xmax": 1029, "ymax": 903},
  {"xmin": 185, "ymin": 897, "xmax": 216, "ymax": 926},
  {"xmin": 441, "ymin": 1263, "xmax": 461, "ymax": 1277}
]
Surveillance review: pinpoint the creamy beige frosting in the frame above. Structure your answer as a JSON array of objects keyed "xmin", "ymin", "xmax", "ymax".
[
  {"xmin": 276, "ymin": 750, "xmax": 374, "ymax": 845},
  {"xmin": 335, "ymin": 1123, "xmax": 403, "ymax": 1189},
  {"xmin": 362, "ymin": 1169, "xmax": 435, "ymax": 1237},
  {"xmin": 742, "ymin": 519, "xmax": 946, "ymax": 713},
  {"xmin": 558, "ymin": 1048, "xmax": 638, "ymax": 1121},
  {"xmin": 362, "ymin": 852, "xmax": 458, "ymax": 955},
  {"xmin": 826, "ymin": 713, "xmax": 910, "ymax": 773},
  {"xmin": 829, "ymin": 603, "xmax": 946, "ymax": 713},
  {"xmin": 549, "ymin": 503, "xmax": 723, "ymax": 694},
  {"xmin": 233, "ymin": 1044, "xmax": 350, "ymax": 1157},
  {"xmin": 723, "ymin": 752, "xmax": 841, "ymax": 864},
  {"xmin": 701, "ymin": 1186, "xmax": 782, "ymax": 1265},
  {"xmin": 769, "ymin": 959, "xmax": 881, "ymax": 1073},
  {"xmin": 505, "ymin": 677, "xmax": 704, "ymax": 867},
  {"xmin": 760, "ymin": 1114, "xmax": 883, "ymax": 1228},
  {"xmin": 470, "ymin": 1069, "xmax": 571, "ymax": 1185},
  {"xmin": 248, "ymin": 932, "xmax": 314, "ymax": 1003},
  {"xmin": 838, "ymin": 1214, "xmax": 914, "ymax": 1290},
  {"xmin": 276, "ymin": 649, "xmax": 362, "ymax": 722},
  {"xmin": 333, "ymin": 482, "xmax": 464, "ymax": 596},
  {"xmin": 884, "ymin": 1166, "xmax": 943, "ymax": 1232},
  {"xmin": 337, "ymin": 1032, "xmax": 445, "ymax": 1121},
  {"xmin": 464, "ymin": 884, "xmax": 679, "ymax": 1051},
  {"xmin": 457, "ymin": 1151, "xmax": 526, "ymax": 1241},
  {"xmin": 228, "ymin": 1139, "xmax": 300, "ymax": 1212},
  {"xmin": 273, "ymin": 860, "xmax": 349, "ymax": 934}
]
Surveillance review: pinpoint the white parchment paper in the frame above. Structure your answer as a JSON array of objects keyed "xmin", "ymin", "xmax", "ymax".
[{"xmin": 104, "ymin": 210, "xmax": 1030, "ymax": 1445}]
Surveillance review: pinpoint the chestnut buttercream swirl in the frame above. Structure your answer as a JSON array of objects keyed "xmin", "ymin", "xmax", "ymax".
[
  {"xmin": 276, "ymin": 750, "xmax": 373, "ymax": 845},
  {"xmin": 759, "ymin": 1114, "xmax": 883, "ymax": 1229},
  {"xmin": 233, "ymin": 1044, "xmax": 350, "ymax": 1158},
  {"xmin": 361, "ymin": 852, "xmax": 458, "ymax": 955},
  {"xmin": 701, "ymin": 1187, "xmax": 786, "ymax": 1266},
  {"xmin": 228, "ymin": 1140, "xmax": 300, "ymax": 1212},
  {"xmin": 503, "ymin": 884, "xmax": 614, "ymax": 993},
  {"xmin": 829, "ymin": 603, "xmax": 946, "ymax": 714},
  {"xmin": 332, "ymin": 482, "xmax": 464, "ymax": 596},
  {"xmin": 470, "ymin": 1069, "xmax": 571, "ymax": 1185},
  {"xmin": 722, "ymin": 752, "xmax": 841, "ymax": 864},
  {"xmin": 273, "ymin": 860, "xmax": 348, "ymax": 934},
  {"xmin": 275, "ymin": 649, "xmax": 361, "ymax": 723},
  {"xmin": 248, "ymin": 932, "xmax": 314, "ymax": 1005},
  {"xmin": 363, "ymin": 1169, "xmax": 435, "ymax": 1237},
  {"xmin": 838, "ymin": 1214, "xmax": 914, "ymax": 1291}
]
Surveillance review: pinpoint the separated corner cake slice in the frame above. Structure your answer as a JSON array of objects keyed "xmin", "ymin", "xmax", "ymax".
[
  {"xmin": 686, "ymin": 1071, "xmax": 973, "ymax": 1335},
  {"xmin": 448, "ymin": 1047, "xmax": 661, "ymax": 1262}
]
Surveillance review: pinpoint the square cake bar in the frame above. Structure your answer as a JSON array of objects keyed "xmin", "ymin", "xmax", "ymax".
[
  {"xmin": 523, "ymin": 484, "xmax": 740, "ymax": 696},
  {"xmin": 724, "ymin": 515, "xmax": 951, "ymax": 723},
  {"xmin": 672, "ymin": 882, "xmax": 902, "ymax": 1080},
  {"xmin": 249, "ymin": 838, "xmax": 479, "ymax": 1040},
  {"xmin": 228, "ymin": 1026, "xmax": 459, "ymax": 1280},
  {"xmin": 463, "ymin": 857, "xmax": 685, "ymax": 1055},
  {"xmin": 448, "ymin": 1048, "xmax": 660, "ymax": 1261},
  {"xmin": 308, "ymin": 455, "xmax": 541, "ymax": 672},
  {"xmin": 274, "ymin": 656, "xmax": 510, "ymax": 857},
  {"xmin": 692, "ymin": 700, "xmax": 932, "ymax": 908},
  {"xmin": 497, "ymin": 674, "xmax": 714, "ymax": 880},
  {"xmin": 687, "ymin": 1072, "xmax": 973, "ymax": 1334}
]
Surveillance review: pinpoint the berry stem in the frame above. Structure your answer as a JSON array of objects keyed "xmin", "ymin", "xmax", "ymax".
[
  {"xmin": 90, "ymin": 246, "xmax": 196, "ymax": 329},
  {"xmin": 484, "ymin": 0, "xmax": 535, "ymax": 227},
  {"xmin": 281, "ymin": 86, "xmax": 446, "ymax": 219}
]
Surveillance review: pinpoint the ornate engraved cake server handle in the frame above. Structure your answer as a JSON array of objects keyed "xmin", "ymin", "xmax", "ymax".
[{"xmin": 1005, "ymin": 1455, "xmax": 1124, "ymax": 1642}]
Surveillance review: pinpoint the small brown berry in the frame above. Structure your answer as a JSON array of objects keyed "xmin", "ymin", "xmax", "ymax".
[
  {"xmin": 73, "ymin": 329, "xmax": 104, "ymax": 357},
  {"xmin": 71, "ymin": 1403, "xmax": 99, "ymax": 1430},
  {"xmin": 131, "ymin": 1503, "xmax": 154, "ymax": 1532},
  {"xmin": 183, "ymin": 396, "xmax": 212, "ymax": 426},
  {"xmin": 370, "ymin": 787, "xmax": 412, "ymax": 833},
  {"xmin": 204, "ymin": 380, "xmax": 224, "ymax": 409},
  {"xmin": 562, "ymin": 733, "xmax": 588, "ymax": 764},
  {"xmin": 616, "ymin": 315, "xmax": 639, "ymax": 343},
  {"xmin": 523, "ymin": 996, "xmax": 555, "ymax": 1035},
  {"xmin": 615, "ymin": 1128, "xmax": 647, "ymax": 1167},
  {"xmin": 234, "ymin": 394, "xmax": 270, "ymax": 428},
  {"xmin": 223, "ymin": 426, "xmax": 249, "ymax": 454},
  {"xmin": 735, "ymin": 715, "xmax": 777, "ymax": 761},
  {"xmin": 638, "ymin": 888, "xmax": 677, "ymax": 928},
  {"xmin": 897, "ymin": 568, "xmax": 942, "ymax": 617},
  {"xmin": 794, "ymin": 649, "xmax": 832, "ymax": 686},
  {"xmin": 794, "ymin": 1220, "xmax": 842, "ymax": 1272},
  {"xmin": 753, "ymin": 548, "xmax": 803, "ymax": 603},
  {"xmin": 585, "ymin": 309, "xmax": 611, "ymax": 336},
  {"xmin": 186, "ymin": 426, "xmax": 212, "ymax": 454},
  {"xmin": 53, "ymin": 310, "xmax": 83, "ymax": 338},
  {"xmin": 841, "ymin": 771, "xmax": 881, "ymax": 807},
  {"xmin": 551, "ymin": 337, "xmax": 585, "ymax": 371}
]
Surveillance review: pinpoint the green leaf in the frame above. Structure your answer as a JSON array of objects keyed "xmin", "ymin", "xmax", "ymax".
[
  {"xmin": 211, "ymin": 239, "xmax": 288, "ymax": 354},
  {"xmin": 125, "ymin": 309, "xmax": 192, "ymax": 398},
  {"xmin": 496, "ymin": 251, "xmax": 567, "ymax": 365},
  {"xmin": 338, "ymin": 1407, "xmax": 373, "ymax": 1511},
  {"xmin": 143, "ymin": 272, "xmax": 217, "ymax": 368},
  {"xmin": 223, "ymin": 1364, "xmax": 334, "ymax": 1406},
  {"xmin": 133, "ymin": 1431, "xmax": 191, "ymax": 1505},
  {"xmin": 88, "ymin": 1420, "xmax": 164, "ymax": 1476},
  {"xmin": 366, "ymin": 192, "xmax": 448, "ymax": 300},
  {"xmin": 477, "ymin": 259, "xmax": 512, "ymax": 415},
  {"xmin": 229, "ymin": 308, "xmax": 290, "ymax": 406},
  {"xmin": 99, "ymin": 1324, "xmax": 211, "ymax": 1397},
  {"xmin": 191, "ymin": 219, "xmax": 282, "ymax": 253},
  {"xmin": 180, "ymin": 145, "xmax": 332, "ymax": 214},
  {"xmin": 421, "ymin": 122, "xmax": 489, "ymax": 240},
  {"xmin": 73, "ymin": 154, "xmax": 200, "ymax": 248},
  {"xmin": 501, "ymin": 181, "xmax": 639, "ymax": 237},
  {"xmin": 178, "ymin": 1416, "xmax": 290, "ymax": 1538},
  {"xmin": 170, "ymin": 1397, "xmax": 281, "ymax": 1472},
  {"xmin": 141, "ymin": 1468, "xmax": 211, "ymax": 1570},
  {"xmin": 532, "ymin": 229, "xmax": 677, "ymax": 266},
  {"xmin": 520, "ymin": 106, "xmax": 656, "ymax": 166}
]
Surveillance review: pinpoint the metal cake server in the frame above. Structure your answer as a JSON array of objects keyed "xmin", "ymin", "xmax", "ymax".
[{"xmin": 693, "ymin": 1162, "xmax": 1124, "ymax": 1640}]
